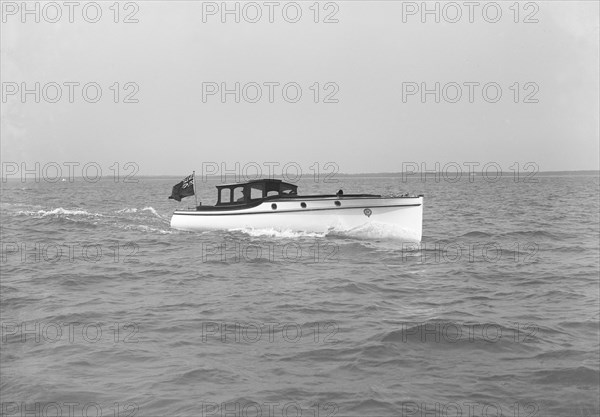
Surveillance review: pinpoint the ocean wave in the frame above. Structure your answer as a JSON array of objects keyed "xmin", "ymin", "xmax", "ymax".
[
  {"xmin": 380, "ymin": 320, "xmax": 541, "ymax": 350},
  {"xmin": 531, "ymin": 366, "xmax": 600, "ymax": 386},
  {"xmin": 459, "ymin": 231, "xmax": 494, "ymax": 238},
  {"xmin": 500, "ymin": 230, "xmax": 563, "ymax": 239}
]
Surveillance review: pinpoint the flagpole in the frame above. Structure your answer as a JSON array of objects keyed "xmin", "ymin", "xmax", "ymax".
[{"xmin": 193, "ymin": 171, "xmax": 199, "ymax": 209}]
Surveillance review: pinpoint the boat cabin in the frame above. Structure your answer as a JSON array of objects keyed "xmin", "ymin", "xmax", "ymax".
[{"xmin": 216, "ymin": 179, "xmax": 297, "ymax": 206}]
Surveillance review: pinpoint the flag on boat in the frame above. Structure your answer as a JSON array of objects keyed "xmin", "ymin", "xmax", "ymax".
[{"xmin": 168, "ymin": 174, "xmax": 195, "ymax": 201}]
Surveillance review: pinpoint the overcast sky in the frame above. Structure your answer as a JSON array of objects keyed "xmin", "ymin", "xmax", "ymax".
[{"xmin": 1, "ymin": 1, "xmax": 599, "ymax": 176}]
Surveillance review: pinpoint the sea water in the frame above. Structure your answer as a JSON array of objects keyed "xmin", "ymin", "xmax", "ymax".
[{"xmin": 1, "ymin": 173, "xmax": 598, "ymax": 416}]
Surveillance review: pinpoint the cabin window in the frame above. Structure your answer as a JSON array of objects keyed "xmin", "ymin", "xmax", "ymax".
[
  {"xmin": 219, "ymin": 188, "xmax": 230, "ymax": 204},
  {"xmin": 233, "ymin": 186, "xmax": 245, "ymax": 202},
  {"xmin": 280, "ymin": 184, "xmax": 297, "ymax": 195},
  {"xmin": 250, "ymin": 186, "xmax": 263, "ymax": 200},
  {"xmin": 266, "ymin": 190, "xmax": 279, "ymax": 197}
]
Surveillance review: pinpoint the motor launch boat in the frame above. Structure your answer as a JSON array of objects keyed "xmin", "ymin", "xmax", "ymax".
[{"xmin": 169, "ymin": 178, "xmax": 423, "ymax": 240}]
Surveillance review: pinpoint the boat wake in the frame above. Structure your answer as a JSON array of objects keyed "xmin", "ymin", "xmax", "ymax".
[
  {"xmin": 229, "ymin": 227, "xmax": 328, "ymax": 239},
  {"xmin": 141, "ymin": 206, "xmax": 166, "ymax": 219},
  {"xmin": 329, "ymin": 222, "xmax": 422, "ymax": 242},
  {"xmin": 16, "ymin": 207, "xmax": 102, "ymax": 218},
  {"xmin": 115, "ymin": 207, "xmax": 138, "ymax": 214},
  {"xmin": 231, "ymin": 222, "xmax": 421, "ymax": 242}
]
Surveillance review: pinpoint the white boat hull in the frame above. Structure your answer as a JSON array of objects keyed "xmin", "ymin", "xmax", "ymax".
[{"xmin": 170, "ymin": 196, "xmax": 423, "ymax": 241}]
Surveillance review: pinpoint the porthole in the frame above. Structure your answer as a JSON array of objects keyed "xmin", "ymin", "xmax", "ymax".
[
  {"xmin": 301, "ymin": 202, "xmax": 307, "ymax": 208},
  {"xmin": 271, "ymin": 203, "xmax": 277, "ymax": 210},
  {"xmin": 335, "ymin": 201, "xmax": 341, "ymax": 207}
]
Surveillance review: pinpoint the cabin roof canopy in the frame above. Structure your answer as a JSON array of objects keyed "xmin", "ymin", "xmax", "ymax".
[{"xmin": 216, "ymin": 178, "xmax": 297, "ymax": 191}]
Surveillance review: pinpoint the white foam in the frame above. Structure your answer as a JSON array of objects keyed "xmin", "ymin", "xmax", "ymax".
[
  {"xmin": 17, "ymin": 208, "xmax": 102, "ymax": 217},
  {"xmin": 230, "ymin": 227, "xmax": 328, "ymax": 239},
  {"xmin": 330, "ymin": 222, "xmax": 421, "ymax": 242},
  {"xmin": 116, "ymin": 208, "xmax": 138, "ymax": 214},
  {"xmin": 142, "ymin": 206, "xmax": 165, "ymax": 219},
  {"xmin": 132, "ymin": 224, "xmax": 173, "ymax": 234}
]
